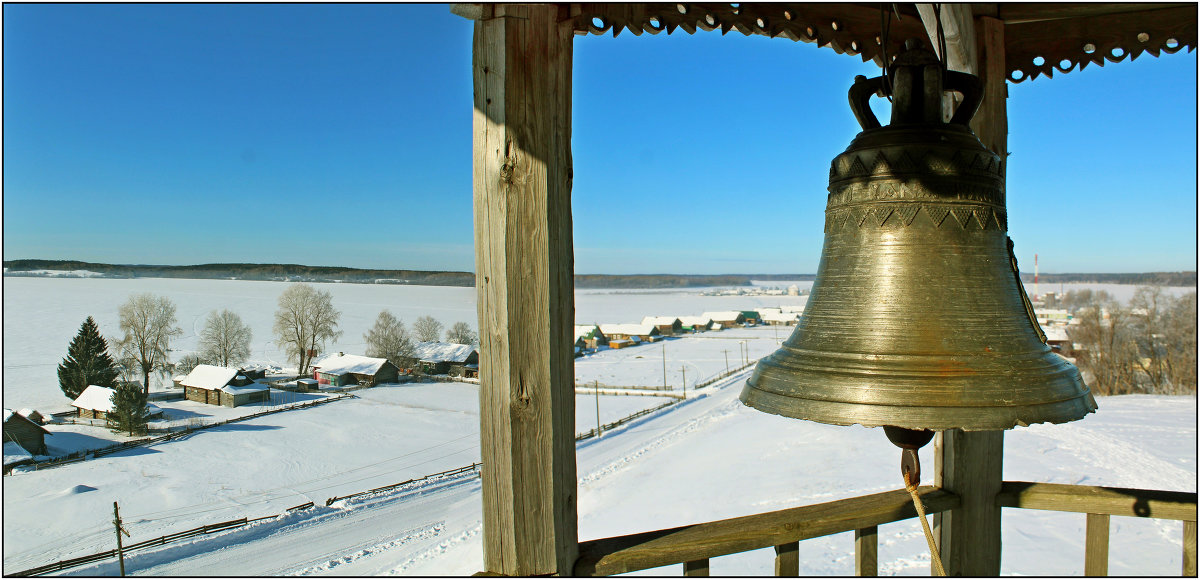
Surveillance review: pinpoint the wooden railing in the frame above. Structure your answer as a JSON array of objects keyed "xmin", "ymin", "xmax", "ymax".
[
  {"xmin": 997, "ymin": 481, "xmax": 1197, "ymax": 576},
  {"xmin": 574, "ymin": 486, "xmax": 958, "ymax": 576},
  {"xmin": 574, "ymin": 482, "xmax": 1197, "ymax": 576}
]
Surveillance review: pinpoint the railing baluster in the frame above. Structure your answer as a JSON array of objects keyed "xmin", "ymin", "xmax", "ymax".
[
  {"xmin": 683, "ymin": 558, "xmax": 709, "ymax": 576},
  {"xmin": 1184, "ymin": 520, "xmax": 1196, "ymax": 577},
  {"xmin": 855, "ymin": 526, "xmax": 878, "ymax": 576},
  {"xmin": 774, "ymin": 541, "xmax": 799, "ymax": 576},
  {"xmin": 1084, "ymin": 513, "xmax": 1110, "ymax": 576}
]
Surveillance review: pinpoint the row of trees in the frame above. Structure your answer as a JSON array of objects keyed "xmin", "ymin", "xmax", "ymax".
[
  {"xmin": 1065, "ymin": 287, "xmax": 1197, "ymax": 396},
  {"xmin": 58, "ymin": 284, "xmax": 481, "ymax": 407}
]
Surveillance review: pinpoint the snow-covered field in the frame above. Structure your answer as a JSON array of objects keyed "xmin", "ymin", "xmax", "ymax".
[{"xmin": 2, "ymin": 277, "xmax": 1195, "ymax": 576}]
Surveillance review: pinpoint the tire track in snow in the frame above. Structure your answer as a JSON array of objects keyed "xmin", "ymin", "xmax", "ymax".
[
  {"xmin": 1024, "ymin": 420, "xmax": 1195, "ymax": 491},
  {"xmin": 386, "ymin": 522, "xmax": 482, "ymax": 575},
  {"xmin": 287, "ymin": 521, "xmax": 447, "ymax": 575}
]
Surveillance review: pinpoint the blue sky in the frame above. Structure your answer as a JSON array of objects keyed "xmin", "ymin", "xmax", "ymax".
[{"xmin": 3, "ymin": 4, "xmax": 1196, "ymax": 274}]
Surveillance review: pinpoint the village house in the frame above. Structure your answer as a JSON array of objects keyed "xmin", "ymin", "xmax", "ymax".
[
  {"xmin": 762, "ymin": 312, "xmax": 801, "ymax": 326},
  {"xmin": 71, "ymin": 385, "xmax": 165, "ymax": 420},
  {"xmin": 741, "ymin": 310, "xmax": 762, "ymax": 325},
  {"xmin": 311, "ymin": 353, "xmax": 399, "ymax": 387},
  {"xmin": 599, "ymin": 323, "xmax": 661, "ymax": 343},
  {"xmin": 3, "ymin": 408, "xmax": 50, "ymax": 456},
  {"xmin": 641, "ymin": 316, "xmax": 683, "ymax": 336},
  {"xmin": 573, "ymin": 325, "xmax": 606, "ymax": 349},
  {"xmin": 1043, "ymin": 325, "xmax": 1074, "ymax": 357},
  {"xmin": 412, "ymin": 341, "xmax": 479, "ymax": 377},
  {"xmin": 181, "ymin": 365, "xmax": 270, "ymax": 407},
  {"xmin": 677, "ymin": 316, "xmax": 713, "ymax": 333},
  {"xmin": 701, "ymin": 311, "xmax": 746, "ymax": 328}
]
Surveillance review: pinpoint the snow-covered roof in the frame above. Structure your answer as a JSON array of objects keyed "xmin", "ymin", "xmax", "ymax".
[
  {"xmin": 599, "ymin": 324, "xmax": 658, "ymax": 336},
  {"xmin": 222, "ymin": 384, "xmax": 269, "ymax": 395},
  {"xmin": 701, "ymin": 311, "xmax": 743, "ymax": 321},
  {"xmin": 412, "ymin": 342, "xmax": 477, "ymax": 364},
  {"xmin": 3, "ymin": 441, "xmax": 32, "ymax": 466},
  {"xmin": 574, "ymin": 325, "xmax": 602, "ymax": 341},
  {"xmin": 762, "ymin": 312, "xmax": 800, "ymax": 323},
  {"xmin": 313, "ymin": 354, "xmax": 390, "ymax": 376},
  {"xmin": 17, "ymin": 408, "xmax": 39, "ymax": 419},
  {"xmin": 1043, "ymin": 326, "xmax": 1071, "ymax": 342},
  {"xmin": 181, "ymin": 365, "xmax": 239, "ymax": 391},
  {"xmin": 72, "ymin": 385, "xmax": 117, "ymax": 412},
  {"xmin": 641, "ymin": 316, "xmax": 681, "ymax": 326},
  {"xmin": 677, "ymin": 316, "xmax": 712, "ymax": 327},
  {"xmin": 780, "ymin": 305, "xmax": 805, "ymax": 313},
  {"xmin": 3, "ymin": 409, "xmax": 12, "ymax": 423}
]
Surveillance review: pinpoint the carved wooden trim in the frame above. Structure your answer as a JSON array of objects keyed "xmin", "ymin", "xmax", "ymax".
[{"xmin": 1004, "ymin": 5, "xmax": 1197, "ymax": 83}]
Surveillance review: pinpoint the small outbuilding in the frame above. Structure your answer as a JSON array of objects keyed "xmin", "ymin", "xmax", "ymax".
[
  {"xmin": 678, "ymin": 316, "xmax": 713, "ymax": 333},
  {"xmin": 599, "ymin": 324, "xmax": 661, "ymax": 343},
  {"xmin": 762, "ymin": 312, "xmax": 801, "ymax": 326},
  {"xmin": 71, "ymin": 386, "xmax": 164, "ymax": 421},
  {"xmin": 311, "ymin": 353, "xmax": 399, "ymax": 387},
  {"xmin": 574, "ymin": 325, "xmax": 607, "ymax": 349},
  {"xmin": 181, "ymin": 365, "xmax": 270, "ymax": 407},
  {"xmin": 641, "ymin": 316, "xmax": 683, "ymax": 336},
  {"xmin": 3, "ymin": 408, "xmax": 50, "ymax": 455},
  {"xmin": 412, "ymin": 342, "xmax": 480, "ymax": 376},
  {"xmin": 701, "ymin": 311, "xmax": 746, "ymax": 328}
]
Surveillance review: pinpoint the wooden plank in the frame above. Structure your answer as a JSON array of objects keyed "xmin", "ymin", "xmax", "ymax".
[
  {"xmin": 915, "ymin": 3, "xmax": 978, "ymax": 75},
  {"xmin": 997, "ymin": 482, "xmax": 1198, "ymax": 521},
  {"xmin": 971, "ymin": 15, "xmax": 1007, "ymax": 176},
  {"xmin": 1084, "ymin": 513, "xmax": 1110, "ymax": 576},
  {"xmin": 854, "ymin": 526, "xmax": 877, "ymax": 576},
  {"xmin": 472, "ymin": 4, "xmax": 577, "ymax": 576},
  {"xmin": 774, "ymin": 541, "xmax": 799, "ymax": 576},
  {"xmin": 1184, "ymin": 520, "xmax": 1197, "ymax": 576},
  {"xmin": 574, "ymin": 487, "xmax": 959, "ymax": 576},
  {"xmin": 683, "ymin": 558, "xmax": 709, "ymax": 576},
  {"xmin": 934, "ymin": 429, "xmax": 1005, "ymax": 576},
  {"xmin": 998, "ymin": 3, "xmax": 1182, "ymax": 24}
]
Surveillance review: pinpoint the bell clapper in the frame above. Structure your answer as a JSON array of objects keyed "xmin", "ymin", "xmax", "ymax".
[{"xmin": 884, "ymin": 426, "xmax": 946, "ymax": 576}]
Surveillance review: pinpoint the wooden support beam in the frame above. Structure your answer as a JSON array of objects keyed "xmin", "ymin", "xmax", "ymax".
[
  {"xmin": 934, "ymin": 429, "xmax": 1005, "ymax": 576},
  {"xmin": 472, "ymin": 4, "xmax": 577, "ymax": 576},
  {"xmin": 916, "ymin": 3, "xmax": 978, "ymax": 74},
  {"xmin": 774, "ymin": 541, "xmax": 799, "ymax": 577},
  {"xmin": 1084, "ymin": 513, "xmax": 1110, "ymax": 576},
  {"xmin": 683, "ymin": 558, "xmax": 709, "ymax": 576},
  {"xmin": 971, "ymin": 15, "xmax": 1008, "ymax": 178},
  {"xmin": 996, "ymin": 482, "xmax": 1197, "ymax": 520},
  {"xmin": 1184, "ymin": 520, "xmax": 1197, "ymax": 577},
  {"xmin": 854, "ymin": 526, "xmax": 878, "ymax": 576}
]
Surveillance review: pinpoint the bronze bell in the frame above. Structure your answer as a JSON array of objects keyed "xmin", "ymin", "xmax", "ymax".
[{"xmin": 740, "ymin": 42, "xmax": 1096, "ymax": 432}]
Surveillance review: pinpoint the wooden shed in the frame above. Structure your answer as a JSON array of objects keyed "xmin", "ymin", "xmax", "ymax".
[
  {"xmin": 450, "ymin": 2, "xmax": 1197, "ymax": 576},
  {"xmin": 641, "ymin": 316, "xmax": 683, "ymax": 336},
  {"xmin": 411, "ymin": 341, "xmax": 480, "ymax": 376},
  {"xmin": 71, "ymin": 385, "xmax": 165, "ymax": 421},
  {"xmin": 599, "ymin": 323, "xmax": 661, "ymax": 342},
  {"xmin": 311, "ymin": 353, "xmax": 400, "ymax": 387},
  {"xmin": 3, "ymin": 409, "xmax": 49, "ymax": 456},
  {"xmin": 701, "ymin": 310, "xmax": 746, "ymax": 328},
  {"xmin": 575, "ymin": 324, "xmax": 607, "ymax": 349},
  {"xmin": 181, "ymin": 365, "xmax": 270, "ymax": 407}
]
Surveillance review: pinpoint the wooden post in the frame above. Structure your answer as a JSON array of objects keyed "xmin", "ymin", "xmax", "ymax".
[
  {"xmin": 470, "ymin": 4, "xmax": 577, "ymax": 576},
  {"xmin": 933, "ymin": 429, "xmax": 1004, "ymax": 575},
  {"xmin": 112, "ymin": 501, "xmax": 130, "ymax": 576},
  {"xmin": 774, "ymin": 541, "xmax": 799, "ymax": 576},
  {"xmin": 933, "ymin": 12, "xmax": 1006, "ymax": 577},
  {"xmin": 1084, "ymin": 513, "xmax": 1110, "ymax": 576},
  {"xmin": 1184, "ymin": 520, "xmax": 1197, "ymax": 577},
  {"xmin": 855, "ymin": 526, "xmax": 878, "ymax": 576},
  {"xmin": 683, "ymin": 558, "xmax": 709, "ymax": 576}
]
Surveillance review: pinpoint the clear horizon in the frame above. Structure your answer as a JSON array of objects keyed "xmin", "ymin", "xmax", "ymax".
[{"xmin": 4, "ymin": 4, "xmax": 1197, "ymax": 275}]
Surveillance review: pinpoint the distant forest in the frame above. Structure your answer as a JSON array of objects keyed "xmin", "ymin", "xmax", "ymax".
[{"xmin": 3, "ymin": 259, "xmax": 1195, "ymax": 288}]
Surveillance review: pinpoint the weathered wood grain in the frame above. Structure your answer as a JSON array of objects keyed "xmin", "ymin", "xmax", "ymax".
[
  {"xmin": 574, "ymin": 487, "xmax": 959, "ymax": 576},
  {"xmin": 971, "ymin": 15, "xmax": 1007, "ymax": 181},
  {"xmin": 997, "ymin": 482, "xmax": 1198, "ymax": 521},
  {"xmin": 1084, "ymin": 513, "xmax": 1110, "ymax": 576},
  {"xmin": 1184, "ymin": 520, "xmax": 1197, "ymax": 576},
  {"xmin": 683, "ymin": 558, "xmax": 709, "ymax": 576},
  {"xmin": 934, "ymin": 429, "xmax": 1005, "ymax": 576},
  {"xmin": 855, "ymin": 526, "xmax": 878, "ymax": 577},
  {"xmin": 774, "ymin": 541, "xmax": 799, "ymax": 577},
  {"xmin": 472, "ymin": 4, "xmax": 577, "ymax": 576}
]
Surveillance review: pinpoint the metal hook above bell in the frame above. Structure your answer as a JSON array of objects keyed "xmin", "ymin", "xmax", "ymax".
[{"xmin": 739, "ymin": 41, "xmax": 1096, "ymax": 432}]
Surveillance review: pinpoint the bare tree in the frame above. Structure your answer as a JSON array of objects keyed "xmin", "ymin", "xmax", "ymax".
[
  {"xmin": 1165, "ymin": 291, "xmax": 1197, "ymax": 393},
  {"xmin": 199, "ymin": 309, "xmax": 253, "ymax": 368},
  {"xmin": 1069, "ymin": 298, "xmax": 1139, "ymax": 395},
  {"xmin": 413, "ymin": 316, "xmax": 443, "ymax": 343},
  {"xmin": 116, "ymin": 293, "xmax": 183, "ymax": 395},
  {"xmin": 445, "ymin": 321, "xmax": 479, "ymax": 346},
  {"xmin": 364, "ymin": 310, "xmax": 416, "ymax": 368},
  {"xmin": 273, "ymin": 283, "xmax": 342, "ymax": 376},
  {"xmin": 1128, "ymin": 286, "xmax": 1172, "ymax": 392}
]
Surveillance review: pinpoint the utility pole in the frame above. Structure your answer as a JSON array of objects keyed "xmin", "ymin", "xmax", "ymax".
[
  {"xmin": 594, "ymin": 380, "xmax": 601, "ymax": 437},
  {"xmin": 681, "ymin": 366, "xmax": 686, "ymax": 399},
  {"xmin": 662, "ymin": 342, "xmax": 667, "ymax": 389},
  {"xmin": 113, "ymin": 501, "xmax": 130, "ymax": 576},
  {"xmin": 724, "ymin": 350, "xmax": 730, "ymax": 375}
]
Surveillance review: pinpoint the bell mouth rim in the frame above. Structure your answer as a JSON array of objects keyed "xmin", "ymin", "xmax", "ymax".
[{"xmin": 739, "ymin": 380, "xmax": 1098, "ymax": 432}]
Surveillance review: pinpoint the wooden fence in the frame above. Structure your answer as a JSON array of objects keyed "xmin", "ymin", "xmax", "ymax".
[
  {"xmin": 22, "ymin": 395, "xmax": 353, "ymax": 473},
  {"xmin": 9, "ymin": 460, "xmax": 484, "ymax": 577}
]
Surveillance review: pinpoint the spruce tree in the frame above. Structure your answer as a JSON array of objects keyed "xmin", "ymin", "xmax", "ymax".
[
  {"xmin": 109, "ymin": 382, "xmax": 149, "ymax": 436},
  {"xmin": 57, "ymin": 317, "xmax": 120, "ymax": 400}
]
